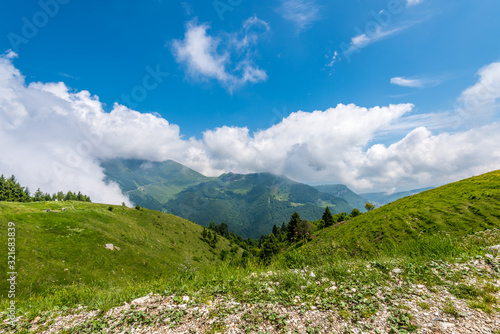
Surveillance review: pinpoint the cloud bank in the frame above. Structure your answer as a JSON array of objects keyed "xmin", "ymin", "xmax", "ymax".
[{"xmin": 1, "ymin": 52, "xmax": 499, "ymax": 205}]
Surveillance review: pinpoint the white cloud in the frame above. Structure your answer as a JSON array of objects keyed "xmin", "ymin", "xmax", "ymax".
[
  {"xmin": 406, "ymin": 0, "xmax": 423, "ymax": 7},
  {"xmin": 457, "ymin": 62, "xmax": 500, "ymax": 120},
  {"xmin": 346, "ymin": 27, "xmax": 402, "ymax": 55},
  {"xmin": 353, "ymin": 124, "xmax": 500, "ymax": 190},
  {"xmin": 1, "ymin": 54, "xmax": 500, "ymax": 204},
  {"xmin": 332, "ymin": 9, "xmax": 429, "ymax": 65},
  {"xmin": 171, "ymin": 17, "xmax": 268, "ymax": 92},
  {"xmin": 277, "ymin": 0, "xmax": 320, "ymax": 32},
  {"xmin": 391, "ymin": 76, "xmax": 425, "ymax": 88},
  {"xmin": 0, "ymin": 54, "xmax": 213, "ymax": 205},
  {"xmin": 390, "ymin": 76, "xmax": 442, "ymax": 88},
  {"xmin": 326, "ymin": 51, "xmax": 339, "ymax": 68}
]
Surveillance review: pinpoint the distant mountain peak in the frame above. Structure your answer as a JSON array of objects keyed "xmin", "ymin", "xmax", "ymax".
[{"xmin": 102, "ymin": 159, "xmax": 354, "ymax": 238}]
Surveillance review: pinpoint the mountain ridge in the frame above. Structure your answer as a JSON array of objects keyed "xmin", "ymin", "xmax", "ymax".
[{"xmin": 102, "ymin": 159, "xmax": 355, "ymax": 238}]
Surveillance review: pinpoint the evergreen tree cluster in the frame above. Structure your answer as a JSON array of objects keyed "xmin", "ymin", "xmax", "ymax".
[
  {"xmin": 207, "ymin": 221, "xmax": 258, "ymax": 254},
  {"xmin": 201, "ymin": 205, "xmax": 368, "ymax": 265},
  {"xmin": 201, "ymin": 227, "xmax": 218, "ymax": 248},
  {"xmin": 0, "ymin": 174, "xmax": 91, "ymax": 203},
  {"xmin": 0, "ymin": 175, "xmax": 30, "ymax": 202}
]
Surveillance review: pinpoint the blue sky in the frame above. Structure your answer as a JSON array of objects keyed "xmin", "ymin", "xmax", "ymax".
[
  {"xmin": 1, "ymin": 0, "xmax": 500, "ymax": 203},
  {"xmin": 2, "ymin": 0, "xmax": 499, "ymax": 137}
]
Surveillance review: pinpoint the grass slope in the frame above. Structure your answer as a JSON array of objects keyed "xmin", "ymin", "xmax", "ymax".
[
  {"xmin": 311, "ymin": 170, "xmax": 500, "ymax": 257},
  {"xmin": 0, "ymin": 201, "xmax": 237, "ymax": 300},
  {"xmin": 361, "ymin": 186, "xmax": 433, "ymax": 207}
]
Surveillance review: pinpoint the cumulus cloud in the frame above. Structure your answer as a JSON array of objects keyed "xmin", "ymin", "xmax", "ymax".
[
  {"xmin": 1, "ymin": 52, "xmax": 500, "ymax": 203},
  {"xmin": 277, "ymin": 0, "xmax": 320, "ymax": 32},
  {"xmin": 202, "ymin": 104, "xmax": 413, "ymax": 176},
  {"xmin": 0, "ymin": 52, "xmax": 212, "ymax": 204},
  {"xmin": 201, "ymin": 105, "xmax": 500, "ymax": 191},
  {"xmin": 171, "ymin": 17, "xmax": 268, "ymax": 92},
  {"xmin": 457, "ymin": 62, "xmax": 500, "ymax": 120},
  {"xmin": 351, "ymin": 125, "xmax": 500, "ymax": 190}
]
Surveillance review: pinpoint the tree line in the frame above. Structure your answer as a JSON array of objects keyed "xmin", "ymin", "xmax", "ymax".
[
  {"xmin": 0, "ymin": 175, "xmax": 91, "ymax": 203},
  {"xmin": 204, "ymin": 204, "xmax": 374, "ymax": 264}
]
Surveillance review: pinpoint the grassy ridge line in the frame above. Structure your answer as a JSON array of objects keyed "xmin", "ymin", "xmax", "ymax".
[
  {"xmin": 311, "ymin": 170, "xmax": 500, "ymax": 257},
  {"xmin": 0, "ymin": 201, "xmax": 238, "ymax": 299}
]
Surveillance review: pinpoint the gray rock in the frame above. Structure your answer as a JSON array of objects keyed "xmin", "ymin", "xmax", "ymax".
[
  {"xmin": 487, "ymin": 245, "xmax": 500, "ymax": 253},
  {"xmin": 439, "ymin": 321, "xmax": 455, "ymax": 329},
  {"xmin": 105, "ymin": 244, "xmax": 114, "ymax": 250}
]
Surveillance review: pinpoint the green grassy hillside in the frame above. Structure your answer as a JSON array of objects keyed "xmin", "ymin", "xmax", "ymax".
[
  {"xmin": 361, "ymin": 186, "xmax": 433, "ymax": 207},
  {"xmin": 0, "ymin": 201, "xmax": 238, "ymax": 300},
  {"xmin": 310, "ymin": 170, "xmax": 500, "ymax": 257}
]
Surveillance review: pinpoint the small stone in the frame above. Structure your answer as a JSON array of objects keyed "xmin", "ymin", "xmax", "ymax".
[
  {"xmin": 485, "ymin": 253, "xmax": 494, "ymax": 259},
  {"xmin": 439, "ymin": 322, "xmax": 455, "ymax": 329},
  {"xmin": 487, "ymin": 245, "xmax": 500, "ymax": 253},
  {"xmin": 131, "ymin": 296, "xmax": 149, "ymax": 305},
  {"xmin": 105, "ymin": 244, "xmax": 114, "ymax": 250},
  {"xmin": 392, "ymin": 268, "xmax": 402, "ymax": 274},
  {"xmin": 182, "ymin": 296, "xmax": 190, "ymax": 302}
]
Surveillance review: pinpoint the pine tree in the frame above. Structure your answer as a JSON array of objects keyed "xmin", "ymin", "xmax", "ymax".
[
  {"xmin": 287, "ymin": 212, "xmax": 301, "ymax": 242},
  {"xmin": 260, "ymin": 233, "xmax": 280, "ymax": 263},
  {"xmin": 271, "ymin": 224, "xmax": 279, "ymax": 236},
  {"xmin": 322, "ymin": 206, "xmax": 334, "ymax": 227},
  {"xmin": 201, "ymin": 228, "xmax": 208, "ymax": 241},
  {"xmin": 211, "ymin": 231, "xmax": 218, "ymax": 247}
]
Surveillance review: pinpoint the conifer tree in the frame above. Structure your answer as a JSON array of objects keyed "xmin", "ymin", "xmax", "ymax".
[
  {"xmin": 322, "ymin": 206, "xmax": 334, "ymax": 227},
  {"xmin": 287, "ymin": 212, "xmax": 301, "ymax": 241}
]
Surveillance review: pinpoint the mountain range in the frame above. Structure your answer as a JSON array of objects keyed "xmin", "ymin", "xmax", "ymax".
[{"xmin": 102, "ymin": 159, "xmax": 429, "ymax": 238}]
